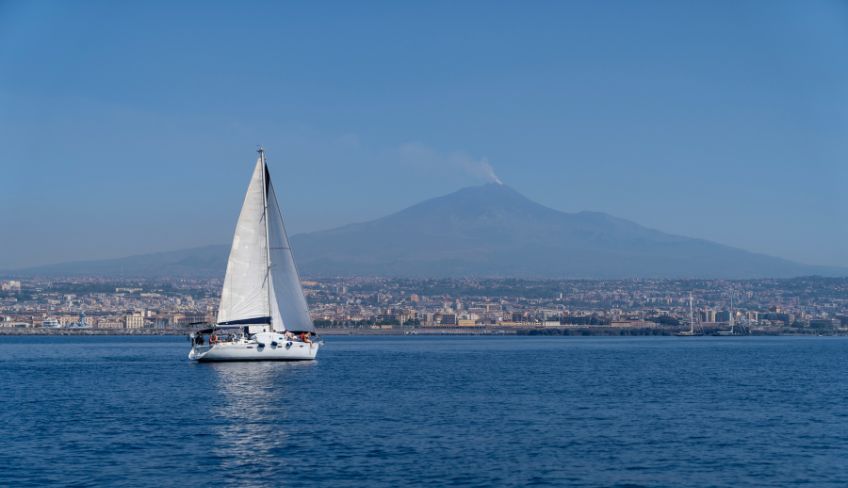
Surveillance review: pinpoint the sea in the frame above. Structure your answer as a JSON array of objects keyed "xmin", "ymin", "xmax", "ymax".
[{"xmin": 1, "ymin": 335, "xmax": 846, "ymax": 487}]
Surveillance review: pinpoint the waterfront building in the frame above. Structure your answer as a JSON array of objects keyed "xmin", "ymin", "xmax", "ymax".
[
  {"xmin": 125, "ymin": 312, "xmax": 145, "ymax": 329},
  {"xmin": 438, "ymin": 313, "xmax": 457, "ymax": 325}
]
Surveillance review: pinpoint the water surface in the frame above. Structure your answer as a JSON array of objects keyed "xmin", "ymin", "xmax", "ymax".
[{"xmin": 1, "ymin": 336, "xmax": 846, "ymax": 487}]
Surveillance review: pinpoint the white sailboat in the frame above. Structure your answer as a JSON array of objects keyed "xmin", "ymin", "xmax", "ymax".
[{"xmin": 189, "ymin": 147, "xmax": 320, "ymax": 361}]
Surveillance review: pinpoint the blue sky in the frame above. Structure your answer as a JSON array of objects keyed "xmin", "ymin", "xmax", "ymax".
[{"xmin": 1, "ymin": 0, "xmax": 846, "ymax": 269}]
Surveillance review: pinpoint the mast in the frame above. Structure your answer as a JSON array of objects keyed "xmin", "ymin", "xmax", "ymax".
[
  {"xmin": 689, "ymin": 292, "xmax": 694, "ymax": 335},
  {"xmin": 729, "ymin": 290, "xmax": 734, "ymax": 334},
  {"xmin": 258, "ymin": 145, "xmax": 273, "ymax": 328}
]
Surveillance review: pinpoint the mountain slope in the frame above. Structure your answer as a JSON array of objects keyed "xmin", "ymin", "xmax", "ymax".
[
  {"xmin": 289, "ymin": 183, "xmax": 839, "ymax": 278},
  {"xmin": 10, "ymin": 245, "xmax": 230, "ymax": 278},
  {"xmin": 7, "ymin": 184, "xmax": 844, "ymax": 278}
]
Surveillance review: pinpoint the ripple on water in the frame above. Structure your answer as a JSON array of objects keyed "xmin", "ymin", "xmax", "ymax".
[{"xmin": 1, "ymin": 336, "xmax": 847, "ymax": 487}]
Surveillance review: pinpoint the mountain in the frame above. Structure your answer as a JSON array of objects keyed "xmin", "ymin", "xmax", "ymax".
[
  {"xmin": 6, "ymin": 184, "xmax": 845, "ymax": 279},
  {"xmin": 289, "ymin": 183, "xmax": 842, "ymax": 278},
  {"xmin": 10, "ymin": 245, "xmax": 230, "ymax": 278}
]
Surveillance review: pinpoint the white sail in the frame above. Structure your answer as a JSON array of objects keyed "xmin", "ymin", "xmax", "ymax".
[
  {"xmin": 190, "ymin": 148, "xmax": 320, "ymax": 362},
  {"xmin": 217, "ymin": 157, "xmax": 271, "ymax": 324},
  {"xmin": 267, "ymin": 178, "xmax": 314, "ymax": 333}
]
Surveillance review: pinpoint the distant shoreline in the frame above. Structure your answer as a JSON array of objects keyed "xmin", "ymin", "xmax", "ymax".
[{"xmin": 0, "ymin": 327, "xmax": 841, "ymax": 337}]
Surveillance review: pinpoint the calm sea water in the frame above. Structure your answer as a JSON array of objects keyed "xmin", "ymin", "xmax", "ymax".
[{"xmin": 1, "ymin": 336, "xmax": 846, "ymax": 487}]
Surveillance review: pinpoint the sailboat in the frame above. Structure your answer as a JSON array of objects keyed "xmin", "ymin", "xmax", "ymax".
[{"xmin": 189, "ymin": 147, "xmax": 320, "ymax": 361}]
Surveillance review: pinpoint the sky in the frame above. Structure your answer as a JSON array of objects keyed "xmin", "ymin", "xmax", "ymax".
[{"xmin": 1, "ymin": 0, "xmax": 846, "ymax": 269}]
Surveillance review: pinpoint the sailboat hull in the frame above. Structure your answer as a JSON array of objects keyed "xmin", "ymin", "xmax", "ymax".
[{"xmin": 189, "ymin": 341, "xmax": 320, "ymax": 362}]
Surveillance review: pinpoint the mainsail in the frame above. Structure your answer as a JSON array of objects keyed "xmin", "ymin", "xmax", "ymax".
[
  {"xmin": 217, "ymin": 150, "xmax": 314, "ymax": 333},
  {"xmin": 218, "ymin": 158, "xmax": 270, "ymax": 325}
]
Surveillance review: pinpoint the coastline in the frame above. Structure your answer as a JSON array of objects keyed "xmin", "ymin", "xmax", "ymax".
[{"xmin": 0, "ymin": 327, "xmax": 840, "ymax": 337}]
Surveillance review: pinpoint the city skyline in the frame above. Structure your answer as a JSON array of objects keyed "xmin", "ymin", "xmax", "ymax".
[
  {"xmin": 2, "ymin": 275, "xmax": 846, "ymax": 335},
  {"xmin": 2, "ymin": 1, "xmax": 847, "ymax": 269}
]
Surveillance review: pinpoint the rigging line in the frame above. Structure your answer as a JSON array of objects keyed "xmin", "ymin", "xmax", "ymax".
[{"xmin": 268, "ymin": 182, "xmax": 307, "ymax": 283}]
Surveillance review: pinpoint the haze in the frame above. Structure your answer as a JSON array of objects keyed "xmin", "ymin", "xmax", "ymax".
[{"xmin": 1, "ymin": 1, "xmax": 846, "ymax": 269}]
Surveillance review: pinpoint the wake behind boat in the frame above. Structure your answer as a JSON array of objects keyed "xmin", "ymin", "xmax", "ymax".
[{"xmin": 189, "ymin": 147, "xmax": 320, "ymax": 361}]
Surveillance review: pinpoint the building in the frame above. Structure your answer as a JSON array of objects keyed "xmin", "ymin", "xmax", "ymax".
[
  {"xmin": 0, "ymin": 321, "xmax": 30, "ymax": 328},
  {"xmin": 125, "ymin": 311, "xmax": 145, "ymax": 329},
  {"xmin": 437, "ymin": 313, "xmax": 457, "ymax": 326},
  {"xmin": 1, "ymin": 280, "xmax": 21, "ymax": 292}
]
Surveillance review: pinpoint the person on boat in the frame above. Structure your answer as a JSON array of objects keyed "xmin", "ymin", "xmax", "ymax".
[{"xmin": 299, "ymin": 332, "xmax": 312, "ymax": 344}]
